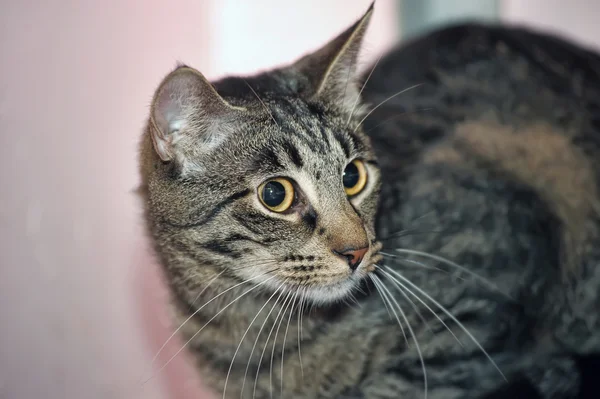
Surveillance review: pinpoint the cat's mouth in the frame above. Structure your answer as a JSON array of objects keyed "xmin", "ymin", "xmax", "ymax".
[{"xmin": 276, "ymin": 242, "xmax": 382, "ymax": 304}]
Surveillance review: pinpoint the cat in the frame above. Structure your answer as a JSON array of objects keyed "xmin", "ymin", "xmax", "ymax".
[{"xmin": 138, "ymin": 2, "xmax": 600, "ymax": 398}]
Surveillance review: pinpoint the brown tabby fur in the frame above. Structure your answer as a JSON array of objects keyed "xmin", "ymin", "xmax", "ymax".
[{"xmin": 139, "ymin": 3, "xmax": 600, "ymax": 398}]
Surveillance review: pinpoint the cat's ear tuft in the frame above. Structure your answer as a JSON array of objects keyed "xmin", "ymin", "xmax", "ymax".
[
  {"xmin": 149, "ymin": 66, "xmax": 243, "ymax": 163},
  {"xmin": 293, "ymin": 3, "xmax": 373, "ymax": 113}
]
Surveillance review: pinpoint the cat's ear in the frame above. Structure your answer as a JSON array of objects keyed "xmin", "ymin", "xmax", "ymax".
[
  {"xmin": 149, "ymin": 66, "xmax": 243, "ymax": 163},
  {"xmin": 293, "ymin": 3, "xmax": 373, "ymax": 113}
]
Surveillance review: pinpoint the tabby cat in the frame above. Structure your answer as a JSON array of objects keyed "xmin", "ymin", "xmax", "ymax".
[{"xmin": 139, "ymin": 3, "xmax": 600, "ymax": 398}]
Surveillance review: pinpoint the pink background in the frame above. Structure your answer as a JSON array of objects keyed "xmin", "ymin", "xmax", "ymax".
[{"xmin": 1, "ymin": 1, "xmax": 598, "ymax": 398}]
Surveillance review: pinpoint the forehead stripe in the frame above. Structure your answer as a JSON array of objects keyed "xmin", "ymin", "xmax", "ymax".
[
  {"xmin": 281, "ymin": 140, "xmax": 304, "ymax": 168},
  {"xmin": 333, "ymin": 131, "xmax": 353, "ymax": 158},
  {"xmin": 253, "ymin": 146, "xmax": 285, "ymax": 173}
]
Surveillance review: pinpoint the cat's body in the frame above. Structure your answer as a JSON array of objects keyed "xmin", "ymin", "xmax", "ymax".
[
  {"xmin": 360, "ymin": 23, "xmax": 600, "ymax": 398},
  {"xmin": 140, "ymin": 6, "xmax": 600, "ymax": 399}
]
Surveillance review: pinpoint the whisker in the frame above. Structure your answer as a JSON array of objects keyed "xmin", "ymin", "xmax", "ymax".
[
  {"xmin": 378, "ymin": 268, "xmax": 435, "ymax": 336},
  {"xmin": 243, "ymin": 79, "xmax": 279, "ymax": 127},
  {"xmin": 392, "ymin": 248, "xmax": 512, "ymax": 300},
  {"xmin": 223, "ymin": 282, "xmax": 286, "ymax": 399},
  {"xmin": 371, "ymin": 274, "xmax": 393, "ymax": 320},
  {"xmin": 147, "ymin": 274, "xmax": 278, "ymax": 383},
  {"xmin": 344, "ymin": 290, "xmax": 362, "ymax": 308},
  {"xmin": 382, "ymin": 266, "xmax": 507, "ymax": 381},
  {"xmin": 346, "ymin": 54, "xmax": 383, "ymax": 126},
  {"xmin": 353, "ymin": 84, "xmax": 423, "ymax": 133},
  {"xmin": 241, "ymin": 285, "xmax": 287, "ymax": 398},
  {"xmin": 406, "ymin": 210, "xmax": 437, "ymax": 226},
  {"xmin": 364, "ymin": 108, "xmax": 433, "ymax": 133},
  {"xmin": 379, "ymin": 210, "xmax": 441, "ymax": 241},
  {"xmin": 378, "ymin": 266, "xmax": 463, "ymax": 347},
  {"xmin": 379, "ymin": 228, "xmax": 448, "ymax": 243},
  {"xmin": 229, "ymin": 259, "xmax": 280, "ymax": 272},
  {"xmin": 145, "ymin": 268, "xmax": 277, "ymax": 380},
  {"xmin": 280, "ymin": 287, "xmax": 300, "ymax": 397},
  {"xmin": 381, "ymin": 252, "xmax": 451, "ymax": 275},
  {"xmin": 188, "ymin": 268, "xmax": 228, "ymax": 310},
  {"xmin": 297, "ymin": 287, "xmax": 307, "ymax": 379},
  {"xmin": 253, "ymin": 290, "xmax": 294, "ymax": 399},
  {"xmin": 354, "ymin": 281, "xmax": 368, "ymax": 298},
  {"xmin": 372, "ymin": 274, "xmax": 428, "ymax": 399},
  {"xmin": 269, "ymin": 290, "xmax": 295, "ymax": 398},
  {"xmin": 370, "ymin": 274, "xmax": 407, "ymax": 345},
  {"xmin": 352, "ymin": 291, "xmax": 362, "ymax": 307}
]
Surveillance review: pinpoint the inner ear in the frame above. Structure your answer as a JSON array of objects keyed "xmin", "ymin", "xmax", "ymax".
[
  {"xmin": 291, "ymin": 3, "xmax": 373, "ymax": 114},
  {"xmin": 149, "ymin": 66, "xmax": 244, "ymax": 164}
]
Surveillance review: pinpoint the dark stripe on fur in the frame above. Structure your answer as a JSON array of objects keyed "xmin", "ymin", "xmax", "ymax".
[
  {"xmin": 317, "ymin": 123, "xmax": 332, "ymax": 149},
  {"xmin": 279, "ymin": 98, "xmax": 329, "ymax": 153},
  {"xmin": 333, "ymin": 131, "xmax": 353, "ymax": 158},
  {"xmin": 302, "ymin": 208, "xmax": 319, "ymax": 232},
  {"xmin": 307, "ymin": 101, "xmax": 332, "ymax": 149},
  {"xmin": 232, "ymin": 214, "xmax": 264, "ymax": 235},
  {"xmin": 281, "ymin": 139, "xmax": 304, "ymax": 168},
  {"xmin": 347, "ymin": 130, "xmax": 367, "ymax": 153},
  {"xmin": 225, "ymin": 233, "xmax": 270, "ymax": 247},
  {"xmin": 164, "ymin": 189, "xmax": 251, "ymax": 229},
  {"xmin": 200, "ymin": 233, "xmax": 273, "ymax": 258},
  {"xmin": 201, "ymin": 240, "xmax": 241, "ymax": 258},
  {"xmin": 251, "ymin": 146, "xmax": 285, "ymax": 173},
  {"xmin": 232, "ymin": 210, "xmax": 275, "ymax": 236}
]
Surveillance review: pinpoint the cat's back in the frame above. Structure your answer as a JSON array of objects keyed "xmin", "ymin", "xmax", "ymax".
[
  {"xmin": 362, "ymin": 23, "xmax": 600, "ymax": 147},
  {"xmin": 362, "ymin": 23, "xmax": 600, "ymax": 360},
  {"xmin": 363, "ymin": 23, "xmax": 600, "ymax": 115}
]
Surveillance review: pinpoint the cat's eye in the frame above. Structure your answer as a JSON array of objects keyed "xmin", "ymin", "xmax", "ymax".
[
  {"xmin": 258, "ymin": 178, "xmax": 295, "ymax": 212},
  {"xmin": 343, "ymin": 159, "xmax": 368, "ymax": 196}
]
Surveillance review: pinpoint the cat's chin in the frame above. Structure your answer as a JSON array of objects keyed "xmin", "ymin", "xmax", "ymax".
[{"xmin": 285, "ymin": 272, "xmax": 369, "ymax": 306}]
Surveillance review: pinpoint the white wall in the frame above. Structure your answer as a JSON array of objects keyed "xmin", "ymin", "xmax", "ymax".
[
  {"xmin": 0, "ymin": 1, "xmax": 598, "ymax": 399},
  {"xmin": 503, "ymin": 0, "xmax": 600, "ymax": 51},
  {"xmin": 399, "ymin": 0, "xmax": 500, "ymax": 39}
]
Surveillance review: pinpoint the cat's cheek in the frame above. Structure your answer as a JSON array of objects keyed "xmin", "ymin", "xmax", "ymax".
[{"xmin": 135, "ymin": 246, "xmax": 217, "ymax": 399}]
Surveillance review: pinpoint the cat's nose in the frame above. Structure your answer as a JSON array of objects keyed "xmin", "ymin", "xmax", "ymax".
[{"xmin": 333, "ymin": 246, "xmax": 369, "ymax": 271}]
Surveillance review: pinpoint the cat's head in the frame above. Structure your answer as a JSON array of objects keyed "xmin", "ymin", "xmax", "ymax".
[{"xmin": 140, "ymin": 4, "xmax": 381, "ymax": 304}]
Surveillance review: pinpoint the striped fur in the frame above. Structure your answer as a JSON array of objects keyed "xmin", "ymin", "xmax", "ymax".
[{"xmin": 139, "ymin": 6, "xmax": 600, "ymax": 399}]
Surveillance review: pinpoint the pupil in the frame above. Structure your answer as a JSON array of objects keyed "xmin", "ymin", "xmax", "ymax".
[
  {"xmin": 262, "ymin": 181, "xmax": 286, "ymax": 207},
  {"xmin": 343, "ymin": 163, "xmax": 359, "ymax": 188}
]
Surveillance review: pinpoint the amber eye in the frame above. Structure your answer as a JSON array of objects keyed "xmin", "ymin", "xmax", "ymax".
[
  {"xmin": 343, "ymin": 159, "xmax": 368, "ymax": 196},
  {"xmin": 258, "ymin": 178, "xmax": 295, "ymax": 212}
]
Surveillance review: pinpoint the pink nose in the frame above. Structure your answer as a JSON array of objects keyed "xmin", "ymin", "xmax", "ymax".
[{"xmin": 333, "ymin": 246, "xmax": 369, "ymax": 271}]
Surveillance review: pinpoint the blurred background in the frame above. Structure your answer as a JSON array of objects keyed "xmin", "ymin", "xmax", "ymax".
[{"xmin": 0, "ymin": 1, "xmax": 598, "ymax": 398}]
